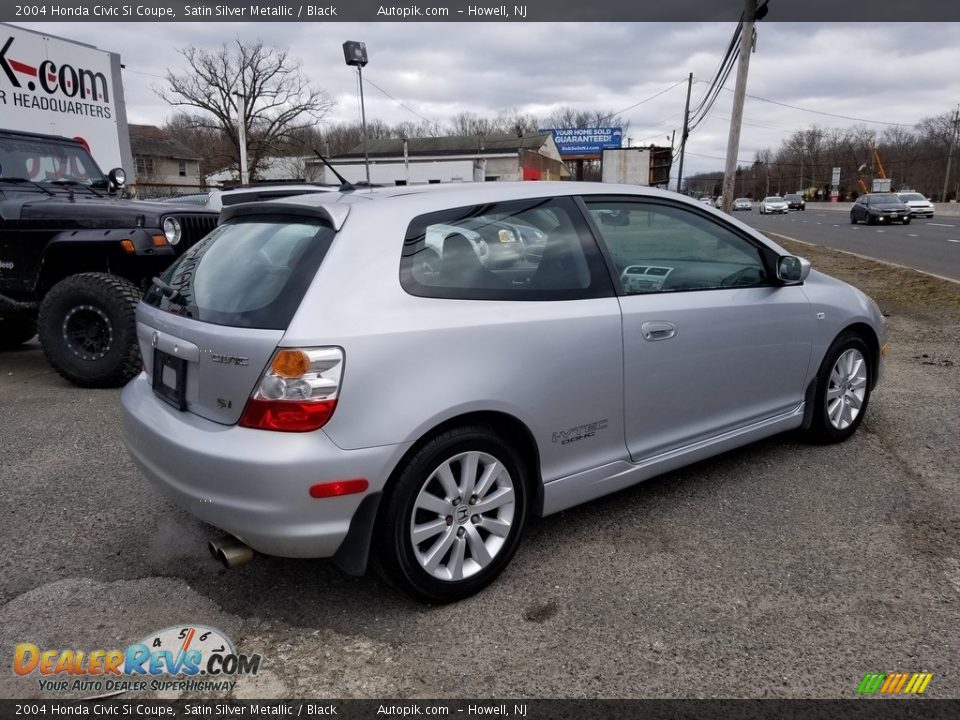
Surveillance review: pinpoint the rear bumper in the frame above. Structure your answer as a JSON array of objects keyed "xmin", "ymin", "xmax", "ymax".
[{"xmin": 120, "ymin": 373, "xmax": 409, "ymax": 558}]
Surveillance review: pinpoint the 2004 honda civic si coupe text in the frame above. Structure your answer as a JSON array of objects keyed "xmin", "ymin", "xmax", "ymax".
[{"xmin": 120, "ymin": 183, "xmax": 886, "ymax": 602}]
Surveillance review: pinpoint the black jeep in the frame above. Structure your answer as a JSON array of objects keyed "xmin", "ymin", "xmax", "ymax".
[{"xmin": 0, "ymin": 129, "xmax": 218, "ymax": 387}]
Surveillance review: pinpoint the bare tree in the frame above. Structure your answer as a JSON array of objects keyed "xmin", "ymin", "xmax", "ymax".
[{"xmin": 158, "ymin": 39, "xmax": 335, "ymax": 180}]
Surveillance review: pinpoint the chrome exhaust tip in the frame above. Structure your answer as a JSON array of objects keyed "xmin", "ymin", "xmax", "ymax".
[{"xmin": 208, "ymin": 535, "xmax": 255, "ymax": 568}]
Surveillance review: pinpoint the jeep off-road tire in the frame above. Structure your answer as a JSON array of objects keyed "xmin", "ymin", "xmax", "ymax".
[
  {"xmin": 0, "ymin": 317, "xmax": 37, "ymax": 350},
  {"xmin": 37, "ymin": 273, "xmax": 142, "ymax": 388}
]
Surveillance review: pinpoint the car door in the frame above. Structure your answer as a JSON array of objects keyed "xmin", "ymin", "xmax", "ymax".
[
  {"xmin": 857, "ymin": 196, "xmax": 869, "ymax": 221},
  {"xmin": 582, "ymin": 197, "xmax": 815, "ymax": 462}
]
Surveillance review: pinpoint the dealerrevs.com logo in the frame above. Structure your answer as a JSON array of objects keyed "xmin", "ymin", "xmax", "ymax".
[
  {"xmin": 13, "ymin": 625, "xmax": 261, "ymax": 694},
  {"xmin": 0, "ymin": 35, "xmax": 113, "ymax": 118}
]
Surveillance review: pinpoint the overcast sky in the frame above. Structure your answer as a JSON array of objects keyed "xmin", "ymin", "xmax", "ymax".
[{"xmin": 18, "ymin": 21, "xmax": 960, "ymax": 182}]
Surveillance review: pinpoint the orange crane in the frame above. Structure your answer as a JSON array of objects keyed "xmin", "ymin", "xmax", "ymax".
[{"xmin": 856, "ymin": 140, "xmax": 888, "ymax": 193}]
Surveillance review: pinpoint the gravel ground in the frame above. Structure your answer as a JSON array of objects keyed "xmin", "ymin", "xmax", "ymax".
[{"xmin": 1, "ymin": 243, "xmax": 958, "ymax": 700}]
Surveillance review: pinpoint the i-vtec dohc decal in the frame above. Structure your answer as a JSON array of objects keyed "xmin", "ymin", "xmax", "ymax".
[
  {"xmin": 210, "ymin": 354, "xmax": 249, "ymax": 366},
  {"xmin": 552, "ymin": 420, "xmax": 608, "ymax": 445}
]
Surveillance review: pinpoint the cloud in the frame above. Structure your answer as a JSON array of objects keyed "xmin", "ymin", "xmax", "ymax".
[{"xmin": 15, "ymin": 20, "xmax": 960, "ymax": 180}]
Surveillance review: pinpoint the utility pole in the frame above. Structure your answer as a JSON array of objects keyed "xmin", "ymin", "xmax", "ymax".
[
  {"xmin": 234, "ymin": 92, "xmax": 249, "ymax": 185},
  {"xmin": 675, "ymin": 72, "xmax": 693, "ymax": 194},
  {"xmin": 942, "ymin": 106, "xmax": 959, "ymax": 203},
  {"xmin": 721, "ymin": 0, "xmax": 757, "ymax": 213}
]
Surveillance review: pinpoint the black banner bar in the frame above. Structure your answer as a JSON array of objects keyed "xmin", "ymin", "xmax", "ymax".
[
  {"xmin": 2, "ymin": 0, "xmax": 960, "ymax": 23},
  {"xmin": 2, "ymin": 699, "xmax": 960, "ymax": 719}
]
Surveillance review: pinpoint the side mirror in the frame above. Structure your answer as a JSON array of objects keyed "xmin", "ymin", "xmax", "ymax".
[
  {"xmin": 777, "ymin": 255, "xmax": 811, "ymax": 284},
  {"xmin": 108, "ymin": 168, "xmax": 126, "ymax": 188}
]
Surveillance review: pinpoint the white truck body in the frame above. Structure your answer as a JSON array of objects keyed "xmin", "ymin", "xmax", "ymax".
[
  {"xmin": 0, "ymin": 22, "xmax": 132, "ymax": 173},
  {"xmin": 601, "ymin": 148, "xmax": 653, "ymax": 185}
]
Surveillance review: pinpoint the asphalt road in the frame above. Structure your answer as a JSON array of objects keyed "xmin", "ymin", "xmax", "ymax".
[
  {"xmin": 738, "ymin": 207, "xmax": 960, "ymax": 281},
  {"xmin": 1, "ymin": 286, "xmax": 959, "ymax": 699}
]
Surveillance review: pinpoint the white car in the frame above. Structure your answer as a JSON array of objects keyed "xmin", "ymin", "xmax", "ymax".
[
  {"xmin": 896, "ymin": 192, "xmax": 935, "ymax": 218},
  {"xmin": 733, "ymin": 198, "xmax": 753, "ymax": 211},
  {"xmin": 759, "ymin": 196, "xmax": 788, "ymax": 214}
]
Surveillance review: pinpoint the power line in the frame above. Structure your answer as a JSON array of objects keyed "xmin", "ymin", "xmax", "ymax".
[
  {"xmin": 717, "ymin": 86, "xmax": 913, "ymax": 127},
  {"xmin": 689, "ymin": 18, "xmax": 743, "ymax": 120},
  {"xmin": 586, "ymin": 78, "xmax": 689, "ymax": 128},
  {"xmin": 362, "ymin": 75, "xmax": 443, "ymax": 133}
]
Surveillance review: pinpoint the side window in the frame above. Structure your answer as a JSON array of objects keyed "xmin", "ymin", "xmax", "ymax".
[
  {"xmin": 584, "ymin": 199, "xmax": 769, "ymax": 294},
  {"xmin": 400, "ymin": 196, "xmax": 612, "ymax": 300}
]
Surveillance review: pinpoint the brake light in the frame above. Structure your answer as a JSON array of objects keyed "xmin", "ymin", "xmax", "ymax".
[{"xmin": 239, "ymin": 347, "xmax": 343, "ymax": 432}]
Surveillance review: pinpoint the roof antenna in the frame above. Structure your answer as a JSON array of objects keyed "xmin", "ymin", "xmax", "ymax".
[{"xmin": 313, "ymin": 149, "xmax": 355, "ymax": 191}]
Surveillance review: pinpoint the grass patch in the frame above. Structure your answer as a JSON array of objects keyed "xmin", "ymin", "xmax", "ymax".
[{"xmin": 767, "ymin": 234, "xmax": 960, "ymax": 323}]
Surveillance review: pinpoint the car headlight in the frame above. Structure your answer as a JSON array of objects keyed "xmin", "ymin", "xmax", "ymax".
[{"xmin": 162, "ymin": 217, "xmax": 183, "ymax": 246}]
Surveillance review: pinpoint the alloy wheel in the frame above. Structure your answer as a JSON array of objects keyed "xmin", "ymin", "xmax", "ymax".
[
  {"xmin": 410, "ymin": 451, "xmax": 516, "ymax": 582},
  {"xmin": 826, "ymin": 348, "xmax": 868, "ymax": 430}
]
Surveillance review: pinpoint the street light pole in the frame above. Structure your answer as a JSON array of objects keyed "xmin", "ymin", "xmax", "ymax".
[
  {"xmin": 357, "ymin": 65, "xmax": 371, "ymax": 185},
  {"xmin": 343, "ymin": 41, "xmax": 371, "ymax": 186}
]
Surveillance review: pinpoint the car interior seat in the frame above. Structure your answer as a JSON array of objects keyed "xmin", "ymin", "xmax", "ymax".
[
  {"xmin": 530, "ymin": 232, "xmax": 590, "ymax": 289},
  {"xmin": 440, "ymin": 233, "xmax": 508, "ymax": 289}
]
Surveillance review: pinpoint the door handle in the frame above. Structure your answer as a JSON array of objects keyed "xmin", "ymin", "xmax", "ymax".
[{"xmin": 641, "ymin": 321, "xmax": 677, "ymax": 341}]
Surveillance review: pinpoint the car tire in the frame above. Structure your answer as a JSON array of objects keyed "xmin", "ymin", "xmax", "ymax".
[
  {"xmin": 807, "ymin": 332, "xmax": 873, "ymax": 444},
  {"xmin": 37, "ymin": 272, "xmax": 142, "ymax": 388},
  {"xmin": 373, "ymin": 425, "xmax": 529, "ymax": 602},
  {"xmin": 850, "ymin": 214, "xmax": 857, "ymax": 224},
  {"xmin": 903, "ymin": 218, "xmax": 911, "ymax": 225},
  {"xmin": 0, "ymin": 317, "xmax": 37, "ymax": 350}
]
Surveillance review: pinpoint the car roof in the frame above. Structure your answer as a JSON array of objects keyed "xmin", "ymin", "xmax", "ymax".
[
  {"xmin": 222, "ymin": 181, "xmax": 697, "ymax": 230},
  {"xmin": 291, "ymin": 181, "xmax": 685, "ymax": 204}
]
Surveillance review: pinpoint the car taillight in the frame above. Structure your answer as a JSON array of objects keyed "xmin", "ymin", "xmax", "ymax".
[{"xmin": 239, "ymin": 347, "xmax": 343, "ymax": 432}]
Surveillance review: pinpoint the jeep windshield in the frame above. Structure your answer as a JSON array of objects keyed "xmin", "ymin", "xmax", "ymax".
[{"xmin": 0, "ymin": 135, "xmax": 109, "ymax": 190}]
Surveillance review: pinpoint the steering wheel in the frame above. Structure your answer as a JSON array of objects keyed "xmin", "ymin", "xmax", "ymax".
[{"xmin": 719, "ymin": 266, "xmax": 761, "ymax": 288}]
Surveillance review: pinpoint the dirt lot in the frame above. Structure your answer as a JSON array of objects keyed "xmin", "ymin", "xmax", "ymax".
[{"xmin": 1, "ymin": 241, "xmax": 958, "ymax": 700}]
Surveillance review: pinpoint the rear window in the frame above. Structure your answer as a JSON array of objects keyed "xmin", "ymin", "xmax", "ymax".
[
  {"xmin": 399, "ymin": 196, "xmax": 612, "ymax": 301},
  {"xmin": 143, "ymin": 215, "xmax": 334, "ymax": 329}
]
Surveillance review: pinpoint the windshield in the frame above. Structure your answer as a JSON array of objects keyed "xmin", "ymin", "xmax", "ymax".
[
  {"xmin": 0, "ymin": 135, "xmax": 108, "ymax": 187},
  {"xmin": 898, "ymin": 193, "xmax": 925, "ymax": 201},
  {"xmin": 765, "ymin": 197, "xmax": 783, "ymax": 202},
  {"xmin": 871, "ymin": 194, "xmax": 902, "ymax": 204}
]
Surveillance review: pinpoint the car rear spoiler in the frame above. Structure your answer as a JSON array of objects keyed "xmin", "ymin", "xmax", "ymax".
[{"xmin": 220, "ymin": 200, "xmax": 350, "ymax": 231}]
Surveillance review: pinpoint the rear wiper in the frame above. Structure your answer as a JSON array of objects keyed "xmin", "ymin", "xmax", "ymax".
[
  {"xmin": 151, "ymin": 277, "xmax": 189, "ymax": 306},
  {"xmin": 0, "ymin": 176, "xmax": 54, "ymax": 196}
]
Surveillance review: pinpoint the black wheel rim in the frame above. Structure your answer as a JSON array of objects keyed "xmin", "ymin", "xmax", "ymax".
[{"xmin": 62, "ymin": 305, "xmax": 113, "ymax": 361}]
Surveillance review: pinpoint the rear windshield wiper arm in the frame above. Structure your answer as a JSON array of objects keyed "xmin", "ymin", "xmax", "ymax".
[{"xmin": 151, "ymin": 277, "xmax": 189, "ymax": 306}]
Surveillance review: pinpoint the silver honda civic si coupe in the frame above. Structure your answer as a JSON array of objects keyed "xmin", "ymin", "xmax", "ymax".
[{"xmin": 121, "ymin": 182, "xmax": 886, "ymax": 602}]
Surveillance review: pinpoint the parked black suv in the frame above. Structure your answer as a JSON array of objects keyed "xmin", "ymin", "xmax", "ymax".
[
  {"xmin": 0, "ymin": 129, "xmax": 218, "ymax": 386},
  {"xmin": 783, "ymin": 193, "xmax": 806, "ymax": 211}
]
